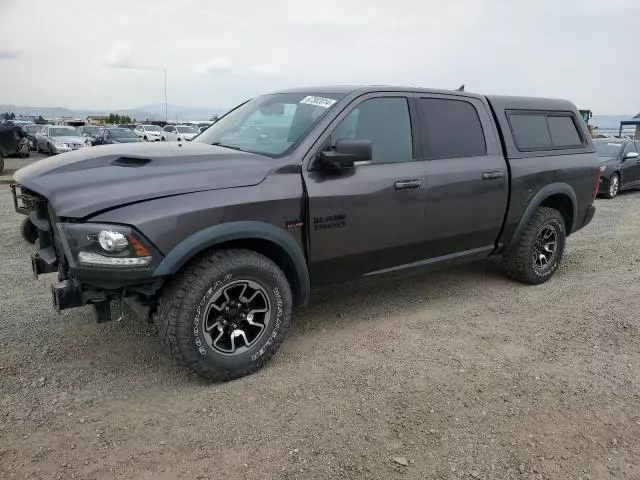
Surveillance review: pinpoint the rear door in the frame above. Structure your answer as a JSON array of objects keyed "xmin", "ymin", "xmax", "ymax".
[
  {"xmin": 304, "ymin": 93, "xmax": 429, "ymax": 287},
  {"xmin": 415, "ymin": 94, "xmax": 509, "ymax": 258}
]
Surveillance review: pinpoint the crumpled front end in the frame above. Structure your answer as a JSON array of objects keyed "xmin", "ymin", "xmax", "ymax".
[{"xmin": 10, "ymin": 183, "xmax": 165, "ymax": 323}]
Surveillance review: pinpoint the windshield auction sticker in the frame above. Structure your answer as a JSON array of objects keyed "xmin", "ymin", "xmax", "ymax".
[{"xmin": 299, "ymin": 96, "xmax": 337, "ymax": 108}]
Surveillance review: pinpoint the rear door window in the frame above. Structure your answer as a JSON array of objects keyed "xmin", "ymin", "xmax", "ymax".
[{"xmin": 417, "ymin": 98, "xmax": 487, "ymax": 158}]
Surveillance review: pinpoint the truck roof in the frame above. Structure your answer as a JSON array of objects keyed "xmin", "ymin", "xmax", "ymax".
[
  {"xmin": 275, "ymin": 86, "xmax": 577, "ymax": 110},
  {"xmin": 275, "ymin": 85, "xmax": 484, "ymax": 99}
]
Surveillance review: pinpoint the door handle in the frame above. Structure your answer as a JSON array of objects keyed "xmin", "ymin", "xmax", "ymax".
[
  {"xmin": 482, "ymin": 171, "xmax": 504, "ymax": 180},
  {"xmin": 394, "ymin": 179, "xmax": 422, "ymax": 190}
]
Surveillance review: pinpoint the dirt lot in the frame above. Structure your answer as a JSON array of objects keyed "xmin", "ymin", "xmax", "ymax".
[{"xmin": 1, "ymin": 170, "xmax": 639, "ymax": 479}]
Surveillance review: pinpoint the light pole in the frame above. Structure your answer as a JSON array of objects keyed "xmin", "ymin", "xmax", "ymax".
[{"xmin": 163, "ymin": 69, "xmax": 168, "ymax": 123}]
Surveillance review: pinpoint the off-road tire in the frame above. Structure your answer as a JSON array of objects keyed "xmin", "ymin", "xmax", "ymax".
[
  {"xmin": 21, "ymin": 217, "xmax": 38, "ymax": 244},
  {"xmin": 602, "ymin": 173, "xmax": 620, "ymax": 199},
  {"xmin": 504, "ymin": 207, "xmax": 566, "ymax": 285},
  {"xmin": 155, "ymin": 249, "xmax": 293, "ymax": 382}
]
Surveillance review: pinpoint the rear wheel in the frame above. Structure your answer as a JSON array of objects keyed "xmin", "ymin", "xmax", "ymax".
[
  {"xmin": 603, "ymin": 173, "xmax": 620, "ymax": 199},
  {"xmin": 504, "ymin": 207, "xmax": 566, "ymax": 285},
  {"xmin": 143, "ymin": 136, "xmax": 148, "ymax": 142},
  {"xmin": 155, "ymin": 249, "xmax": 293, "ymax": 382}
]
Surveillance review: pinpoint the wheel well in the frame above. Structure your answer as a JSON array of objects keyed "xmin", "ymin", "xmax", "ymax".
[
  {"xmin": 209, "ymin": 238, "xmax": 303, "ymax": 306},
  {"xmin": 540, "ymin": 194, "xmax": 573, "ymax": 232}
]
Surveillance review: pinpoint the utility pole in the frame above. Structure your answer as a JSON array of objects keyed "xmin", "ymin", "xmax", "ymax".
[{"xmin": 164, "ymin": 69, "xmax": 168, "ymax": 123}]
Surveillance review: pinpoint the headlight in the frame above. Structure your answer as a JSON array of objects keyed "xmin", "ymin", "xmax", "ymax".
[
  {"xmin": 58, "ymin": 223, "xmax": 159, "ymax": 268},
  {"xmin": 98, "ymin": 230, "xmax": 128, "ymax": 252},
  {"xmin": 599, "ymin": 165, "xmax": 608, "ymax": 172}
]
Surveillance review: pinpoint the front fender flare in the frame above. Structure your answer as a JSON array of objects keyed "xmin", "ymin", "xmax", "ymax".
[
  {"xmin": 507, "ymin": 183, "xmax": 577, "ymax": 250},
  {"xmin": 153, "ymin": 221, "xmax": 310, "ymax": 306}
]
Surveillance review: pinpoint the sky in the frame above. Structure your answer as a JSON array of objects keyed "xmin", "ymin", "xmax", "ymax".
[{"xmin": 0, "ymin": 0, "xmax": 638, "ymax": 114}]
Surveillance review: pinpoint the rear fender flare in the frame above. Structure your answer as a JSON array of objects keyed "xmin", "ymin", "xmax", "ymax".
[
  {"xmin": 153, "ymin": 221, "xmax": 310, "ymax": 306},
  {"xmin": 507, "ymin": 183, "xmax": 577, "ymax": 250}
]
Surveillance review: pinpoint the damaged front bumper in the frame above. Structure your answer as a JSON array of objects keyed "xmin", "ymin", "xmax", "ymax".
[{"xmin": 12, "ymin": 183, "xmax": 164, "ymax": 323}]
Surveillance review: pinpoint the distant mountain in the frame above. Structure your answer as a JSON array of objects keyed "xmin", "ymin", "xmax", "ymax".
[
  {"xmin": 0, "ymin": 103, "xmax": 227, "ymax": 122},
  {"xmin": 591, "ymin": 115, "xmax": 637, "ymax": 129}
]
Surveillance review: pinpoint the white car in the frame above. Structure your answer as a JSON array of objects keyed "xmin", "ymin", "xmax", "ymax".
[
  {"xmin": 161, "ymin": 124, "xmax": 199, "ymax": 142},
  {"xmin": 134, "ymin": 124, "xmax": 163, "ymax": 141}
]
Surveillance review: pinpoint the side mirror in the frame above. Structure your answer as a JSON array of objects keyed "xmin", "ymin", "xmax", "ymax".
[
  {"xmin": 316, "ymin": 139, "xmax": 372, "ymax": 170},
  {"xmin": 624, "ymin": 151, "xmax": 640, "ymax": 160}
]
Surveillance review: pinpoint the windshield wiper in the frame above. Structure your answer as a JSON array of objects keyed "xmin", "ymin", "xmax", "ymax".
[{"xmin": 211, "ymin": 142, "xmax": 245, "ymax": 152}]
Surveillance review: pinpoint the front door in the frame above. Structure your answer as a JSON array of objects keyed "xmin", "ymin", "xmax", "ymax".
[
  {"xmin": 304, "ymin": 94, "xmax": 428, "ymax": 288},
  {"xmin": 622, "ymin": 142, "xmax": 640, "ymax": 184},
  {"xmin": 415, "ymin": 94, "xmax": 509, "ymax": 258}
]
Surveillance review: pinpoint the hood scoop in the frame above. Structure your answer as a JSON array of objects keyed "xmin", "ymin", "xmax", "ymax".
[{"xmin": 111, "ymin": 157, "xmax": 151, "ymax": 168}]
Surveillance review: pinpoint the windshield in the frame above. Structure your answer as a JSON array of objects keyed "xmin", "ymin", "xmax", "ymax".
[
  {"xmin": 25, "ymin": 125, "xmax": 43, "ymax": 134},
  {"xmin": 177, "ymin": 126, "xmax": 196, "ymax": 133},
  {"xmin": 194, "ymin": 93, "xmax": 341, "ymax": 156},
  {"xmin": 594, "ymin": 141, "xmax": 624, "ymax": 158},
  {"xmin": 83, "ymin": 126, "xmax": 99, "ymax": 134},
  {"xmin": 144, "ymin": 125, "xmax": 162, "ymax": 132},
  {"xmin": 49, "ymin": 127, "xmax": 79, "ymax": 137},
  {"xmin": 111, "ymin": 129, "xmax": 138, "ymax": 138}
]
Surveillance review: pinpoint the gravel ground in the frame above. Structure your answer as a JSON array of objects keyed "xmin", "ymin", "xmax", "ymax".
[{"xmin": 1, "ymin": 178, "xmax": 639, "ymax": 479}]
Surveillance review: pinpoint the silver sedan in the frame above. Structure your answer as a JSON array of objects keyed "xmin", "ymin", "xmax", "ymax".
[{"xmin": 36, "ymin": 126, "xmax": 89, "ymax": 155}]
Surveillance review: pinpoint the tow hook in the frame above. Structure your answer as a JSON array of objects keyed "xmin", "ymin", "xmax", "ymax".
[
  {"xmin": 92, "ymin": 301, "xmax": 112, "ymax": 324},
  {"xmin": 51, "ymin": 280, "xmax": 83, "ymax": 312}
]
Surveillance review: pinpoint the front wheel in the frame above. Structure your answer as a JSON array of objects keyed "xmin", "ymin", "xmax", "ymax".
[
  {"xmin": 155, "ymin": 249, "xmax": 293, "ymax": 382},
  {"xmin": 603, "ymin": 173, "xmax": 620, "ymax": 199},
  {"xmin": 143, "ymin": 136, "xmax": 148, "ymax": 142},
  {"xmin": 504, "ymin": 207, "xmax": 566, "ymax": 285}
]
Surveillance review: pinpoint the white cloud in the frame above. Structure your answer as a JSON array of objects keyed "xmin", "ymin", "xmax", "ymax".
[{"xmin": 194, "ymin": 57, "xmax": 232, "ymax": 74}]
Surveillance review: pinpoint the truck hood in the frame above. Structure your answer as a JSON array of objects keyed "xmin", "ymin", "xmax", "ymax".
[{"xmin": 14, "ymin": 142, "xmax": 272, "ymax": 218}]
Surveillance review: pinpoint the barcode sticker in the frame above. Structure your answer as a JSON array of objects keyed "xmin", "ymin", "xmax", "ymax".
[{"xmin": 299, "ymin": 96, "xmax": 336, "ymax": 108}]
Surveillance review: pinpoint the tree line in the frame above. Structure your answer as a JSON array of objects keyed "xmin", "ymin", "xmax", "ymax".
[{"xmin": 105, "ymin": 113, "xmax": 134, "ymax": 124}]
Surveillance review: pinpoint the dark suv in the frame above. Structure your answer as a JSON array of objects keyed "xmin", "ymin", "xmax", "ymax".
[{"xmin": 12, "ymin": 86, "xmax": 599, "ymax": 381}]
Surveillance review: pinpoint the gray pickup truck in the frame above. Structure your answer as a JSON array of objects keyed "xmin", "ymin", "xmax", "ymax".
[{"xmin": 12, "ymin": 86, "xmax": 599, "ymax": 381}]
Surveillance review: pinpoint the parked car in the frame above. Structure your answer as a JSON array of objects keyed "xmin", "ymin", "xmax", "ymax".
[
  {"xmin": 77, "ymin": 125, "xmax": 102, "ymax": 145},
  {"xmin": 594, "ymin": 138, "xmax": 640, "ymax": 198},
  {"xmin": 93, "ymin": 128, "xmax": 142, "ymax": 145},
  {"xmin": 23, "ymin": 124, "xmax": 44, "ymax": 150},
  {"xmin": 198, "ymin": 125, "xmax": 208, "ymax": 133},
  {"xmin": 161, "ymin": 124, "xmax": 199, "ymax": 142},
  {"xmin": 35, "ymin": 125, "xmax": 87, "ymax": 154},
  {"xmin": 117, "ymin": 124, "xmax": 137, "ymax": 130},
  {"xmin": 12, "ymin": 86, "xmax": 598, "ymax": 382},
  {"xmin": 134, "ymin": 124, "xmax": 162, "ymax": 141}
]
